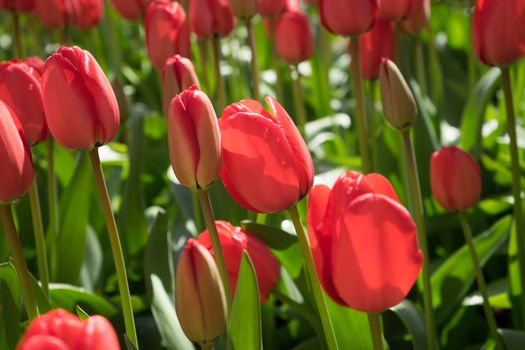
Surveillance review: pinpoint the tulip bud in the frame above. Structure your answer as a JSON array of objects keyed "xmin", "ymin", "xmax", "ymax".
[
  {"xmin": 229, "ymin": 0, "xmax": 257, "ymax": 19},
  {"xmin": 275, "ymin": 10, "xmax": 314, "ymax": 64},
  {"xmin": 146, "ymin": 0, "xmax": 191, "ymax": 69},
  {"xmin": 68, "ymin": 0, "xmax": 104, "ymax": 29},
  {"xmin": 190, "ymin": 0, "xmax": 236, "ymax": 38},
  {"xmin": 379, "ymin": 58, "xmax": 417, "ymax": 131},
  {"xmin": 401, "ymin": 0, "xmax": 430, "ymax": 34},
  {"xmin": 17, "ymin": 309, "xmax": 119, "ymax": 350},
  {"xmin": 34, "ymin": 0, "xmax": 67, "ymax": 28},
  {"xmin": 318, "ymin": 0, "xmax": 378, "ymax": 36},
  {"xmin": 258, "ymin": 0, "xmax": 286, "ymax": 16},
  {"xmin": 0, "ymin": 101, "xmax": 34, "ymax": 204},
  {"xmin": 110, "ymin": 0, "xmax": 143, "ymax": 20},
  {"xmin": 377, "ymin": 0, "xmax": 415, "ymax": 21},
  {"xmin": 430, "ymin": 147, "xmax": 482, "ymax": 212},
  {"xmin": 42, "ymin": 46, "xmax": 120, "ymax": 150},
  {"xmin": 163, "ymin": 54, "xmax": 200, "ymax": 116},
  {"xmin": 0, "ymin": 0, "xmax": 33, "ymax": 12},
  {"xmin": 168, "ymin": 86, "xmax": 221, "ymax": 190},
  {"xmin": 175, "ymin": 239, "xmax": 227, "ymax": 344},
  {"xmin": 198, "ymin": 221, "xmax": 280, "ymax": 303}
]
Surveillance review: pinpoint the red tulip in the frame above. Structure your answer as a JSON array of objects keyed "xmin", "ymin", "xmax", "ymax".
[
  {"xmin": 284, "ymin": 0, "xmax": 299, "ymax": 12},
  {"xmin": 430, "ymin": 146, "xmax": 482, "ymax": 212},
  {"xmin": 34, "ymin": 0, "xmax": 68, "ymax": 28},
  {"xmin": 307, "ymin": 171, "xmax": 422, "ymax": 312},
  {"xmin": 0, "ymin": 60, "xmax": 47, "ymax": 145},
  {"xmin": 145, "ymin": 0, "xmax": 191, "ymax": 69},
  {"xmin": 22, "ymin": 57, "xmax": 45, "ymax": 74},
  {"xmin": 0, "ymin": 0, "xmax": 33, "ymax": 12},
  {"xmin": 68, "ymin": 0, "xmax": 103, "ymax": 29},
  {"xmin": 220, "ymin": 97, "xmax": 314, "ymax": 213},
  {"xmin": 42, "ymin": 46, "xmax": 119, "ymax": 150},
  {"xmin": 318, "ymin": 0, "xmax": 377, "ymax": 36},
  {"xmin": 17, "ymin": 309, "xmax": 119, "ymax": 350},
  {"xmin": 0, "ymin": 101, "xmax": 34, "ymax": 204},
  {"xmin": 198, "ymin": 221, "xmax": 280, "ymax": 303},
  {"xmin": 258, "ymin": 0, "xmax": 286, "ymax": 16},
  {"xmin": 190, "ymin": 0, "xmax": 236, "ymax": 38},
  {"xmin": 110, "ymin": 0, "xmax": 143, "ymax": 20},
  {"xmin": 472, "ymin": 0, "xmax": 525, "ymax": 66},
  {"xmin": 229, "ymin": 0, "xmax": 258, "ymax": 19},
  {"xmin": 167, "ymin": 86, "xmax": 221, "ymax": 190},
  {"xmin": 163, "ymin": 54, "xmax": 200, "ymax": 115},
  {"xmin": 275, "ymin": 10, "xmax": 314, "ymax": 64},
  {"xmin": 401, "ymin": 0, "xmax": 430, "ymax": 34},
  {"xmin": 377, "ymin": 0, "xmax": 415, "ymax": 21}
]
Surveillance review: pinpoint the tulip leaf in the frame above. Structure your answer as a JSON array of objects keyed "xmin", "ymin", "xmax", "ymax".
[
  {"xmin": 389, "ymin": 300, "xmax": 427, "ymax": 350},
  {"xmin": 495, "ymin": 329, "xmax": 525, "ymax": 350},
  {"xmin": 327, "ymin": 298, "xmax": 373, "ymax": 349},
  {"xmin": 49, "ymin": 284, "xmax": 117, "ymax": 318},
  {"xmin": 229, "ymin": 252, "xmax": 262, "ymax": 350},
  {"xmin": 432, "ymin": 215, "xmax": 512, "ymax": 325},
  {"xmin": 241, "ymin": 221, "xmax": 297, "ymax": 250},
  {"xmin": 509, "ymin": 210, "xmax": 524, "ymax": 327},
  {"xmin": 0, "ymin": 262, "xmax": 21, "ymax": 350}
]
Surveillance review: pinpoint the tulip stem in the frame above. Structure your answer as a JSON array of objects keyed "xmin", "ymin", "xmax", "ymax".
[
  {"xmin": 88, "ymin": 149, "xmax": 138, "ymax": 349},
  {"xmin": 0, "ymin": 205, "xmax": 39, "ymax": 320},
  {"xmin": 458, "ymin": 212, "xmax": 503, "ymax": 349},
  {"xmin": 270, "ymin": 16, "xmax": 283, "ymax": 100},
  {"xmin": 291, "ymin": 64, "xmax": 308, "ymax": 135},
  {"xmin": 28, "ymin": 180, "xmax": 50, "ymax": 297},
  {"xmin": 501, "ymin": 67, "xmax": 525, "ymax": 325},
  {"xmin": 12, "ymin": 11, "xmax": 23, "ymax": 57},
  {"xmin": 367, "ymin": 313, "xmax": 384, "ymax": 350},
  {"xmin": 350, "ymin": 37, "xmax": 371, "ymax": 174},
  {"xmin": 401, "ymin": 130, "xmax": 438, "ymax": 350},
  {"xmin": 246, "ymin": 18, "xmax": 261, "ymax": 102},
  {"xmin": 192, "ymin": 192, "xmax": 203, "ymax": 233},
  {"xmin": 414, "ymin": 37, "xmax": 428, "ymax": 98},
  {"xmin": 47, "ymin": 138, "xmax": 59, "ymax": 281},
  {"xmin": 197, "ymin": 190, "xmax": 233, "ymax": 312},
  {"xmin": 368, "ymin": 80, "xmax": 377, "ymax": 171},
  {"xmin": 288, "ymin": 205, "xmax": 339, "ymax": 350},
  {"xmin": 197, "ymin": 39, "xmax": 211, "ymax": 94},
  {"xmin": 211, "ymin": 36, "xmax": 226, "ymax": 111}
]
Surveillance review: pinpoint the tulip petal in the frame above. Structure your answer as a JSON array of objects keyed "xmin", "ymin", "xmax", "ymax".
[
  {"xmin": 17, "ymin": 335, "xmax": 69, "ymax": 350},
  {"xmin": 82, "ymin": 316, "xmax": 120, "ymax": 350}
]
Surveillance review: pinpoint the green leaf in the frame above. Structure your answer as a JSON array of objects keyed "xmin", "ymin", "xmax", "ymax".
[
  {"xmin": 327, "ymin": 298, "xmax": 373, "ymax": 349},
  {"xmin": 0, "ymin": 262, "xmax": 20, "ymax": 350},
  {"xmin": 229, "ymin": 252, "xmax": 262, "ymax": 350},
  {"xmin": 50, "ymin": 284, "xmax": 117, "ymax": 318},
  {"xmin": 389, "ymin": 300, "xmax": 427, "ymax": 350},
  {"xmin": 241, "ymin": 221, "xmax": 297, "ymax": 250},
  {"xmin": 76, "ymin": 305, "xmax": 90, "ymax": 320},
  {"xmin": 499, "ymin": 329, "xmax": 525, "ymax": 350}
]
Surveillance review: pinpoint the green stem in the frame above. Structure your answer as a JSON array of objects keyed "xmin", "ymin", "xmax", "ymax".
[
  {"xmin": 28, "ymin": 180, "xmax": 50, "ymax": 297},
  {"xmin": 197, "ymin": 39, "xmax": 211, "ymax": 94},
  {"xmin": 288, "ymin": 205, "xmax": 339, "ymax": 350},
  {"xmin": 88, "ymin": 149, "xmax": 138, "ymax": 349},
  {"xmin": 192, "ymin": 191, "xmax": 203, "ymax": 233},
  {"xmin": 246, "ymin": 18, "xmax": 261, "ymax": 101},
  {"xmin": 211, "ymin": 36, "xmax": 226, "ymax": 111},
  {"xmin": 0, "ymin": 205, "xmax": 38, "ymax": 319},
  {"xmin": 12, "ymin": 11, "xmax": 23, "ymax": 57},
  {"xmin": 200, "ymin": 342, "xmax": 213, "ymax": 350},
  {"xmin": 458, "ymin": 212, "xmax": 503, "ymax": 349},
  {"xmin": 350, "ymin": 37, "xmax": 371, "ymax": 174},
  {"xmin": 501, "ymin": 67, "xmax": 525, "ymax": 325},
  {"xmin": 47, "ymin": 138, "xmax": 59, "ymax": 281},
  {"xmin": 414, "ymin": 37, "xmax": 428, "ymax": 97},
  {"xmin": 27, "ymin": 14, "xmax": 42, "ymax": 55},
  {"xmin": 256, "ymin": 213, "xmax": 267, "ymax": 224},
  {"xmin": 367, "ymin": 313, "xmax": 384, "ymax": 350},
  {"xmin": 197, "ymin": 190, "xmax": 233, "ymax": 312},
  {"xmin": 401, "ymin": 130, "xmax": 438, "ymax": 350},
  {"xmin": 368, "ymin": 80, "xmax": 377, "ymax": 171},
  {"xmin": 291, "ymin": 64, "xmax": 308, "ymax": 135},
  {"xmin": 270, "ymin": 16, "xmax": 283, "ymax": 101}
]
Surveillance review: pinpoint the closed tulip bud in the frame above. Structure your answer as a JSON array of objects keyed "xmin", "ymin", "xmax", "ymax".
[
  {"xmin": 401, "ymin": 0, "xmax": 430, "ymax": 34},
  {"xmin": 168, "ymin": 86, "xmax": 221, "ymax": 190},
  {"xmin": 258, "ymin": 0, "xmax": 286, "ymax": 16},
  {"xmin": 17, "ymin": 309, "xmax": 119, "ymax": 350},
  {"xmin": 430, "ymin": 147, "xmax": 482, "ymax": 212},
  {"xmin": 163, "ymin": 54, "xmax": 200, "ymax": 115},
  {"xmin": 34, "ymin": 0, "xmax": 67, "ymax": 28},
  {"xmin": 318, "ymin": 0, "xmax": 377, "ymax": 36},
  {"xmin": 42, "ymin": 46, "xmax": 119, "ymax": 150},
  {"xmin": 472, "ymin": 0, "xmax": 525, "ymax": 66},
  {"xmin": 0, "ymin": 61, "xmax": 47, "ymax": 145},
  {"xmin": 110, "ymin": 0, "xmax": 143, "ymax": 20},
  {"xmin": 379, "ymin": 58, "xmax": 417, "ymax": 131},
  {"xmin": 275, "ymin": 11, "xmax": 314, "ymax": 64},
  {"xmin": 308, "ymin": 171, "xmax": 422, "ymax": 312},
  {"xmin": 229, "ymin": 0, "xmax": 257, "ymax": 19},
  {"xmin": 68, "ymin": 0, "xmax": 104, "ymax": 29},
  {"xmin": 377, "ymin": 0, "xmax": 415, "ymax": 21},
  {"xmin": 198, "ymin": 221, "xmax": 280, "ymax": 303},
  {"xmin": 0, "ymin": 101, "xmax": 34, "ymax": 204},
  {"xmin": 146, "ymin": 0, "xmax": 191, "ymax": 69},
  {"xmin": 176, "ymin": 239, "xmax": 227, "ymax": 344},
  {"xmin": 0, "ymin": 0, "xmax": 33, "ymax": 12},
  {"xmin": 190, "ymin": 0, "xmax": 236, "ymax": 38},
  {"xmin": 220, "ymin": 97, "xmax": 314, "ymax": 213}
]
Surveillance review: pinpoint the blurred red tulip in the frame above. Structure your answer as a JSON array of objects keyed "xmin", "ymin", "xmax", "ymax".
[
  {"xmin": 110, "ymin": 0, "xmax": 143, "ymax": 20},
  {"xmin": 34, "ymin": 0, "xmax": 68, "ymax": 28},
  {"xmin": 167, "ymin": 86, "xmax": 221, "ymax": 190},
  {"xmin": 163, "ymin": 54, "xmax": 200, "ymax": 115},
  {"xmin": 229, "ymin": 0, "xmax": 257, "ymax": 19},
  {"xmin": 0, "ymin": 60, "xmax": 47, "ymax": 145},
  {"xmin": 284, "ymin": 0, "xmax": 299, "ymax": 11},
  {"xmin": 22, "ymin": 57, "xmax": 45, "ymax": 74},
  {"xmin": 190, "ymin": 0, "xmax": 236, "ymax": 38},
  {"xmin": 0, "ymin": 0, "xmax": 33, "ymax": 12},
  {"xmin": 146, "ymin": 0, "xmax": 191, "ymax": 69},
  {"xmin": 0, "ymin": 100, "xmax": 34, "ymax": 204},
  {"xmin": 258, "ymin": 0, "xmax": 286, "ymax": 16},
  {"xmin": 68, "ymin": 0, "xmax": 103, "ymax": 29},
  {"xmin": 307, "ymin": 171, "xmax": 422, "ymax": 312},
  {"xmin": 42, "ymin": 46, "xmax": 119, "ymax": 150},
  {"xmin": 401, "ymin": 0, "xmax": 430, "ymax": 34},
  {"xmin": 17, "ymin": 309, "xmax": 119, "ymax": 350},
  {"xmin": 430, "ymin": 147, "xmax": 481, "ymax": 212},
  {"xmin": 377, "ymin": 0, "xmax": 415, "ymax": 21},
  {"xmin": 472, "ymin": 0, "xmax": 525, "ymax": 66},
  {"xmin": 198, "ymin": 221, "xmax": 280, "ymax": 303},
  {"xmin": 275, "ymin": 10, "xmax": 314, "ymax": 64},
  {"xmin": 220, "ymin": 97, "xmax": 314, "ymax": 213},
  {"xmin": 318, "ymin": 0, "xmax": 377, "ymax": 36}
]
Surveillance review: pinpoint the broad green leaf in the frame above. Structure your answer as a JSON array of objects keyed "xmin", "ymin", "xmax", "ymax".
[
  {"xmin": 484, "ymin": 329, "xmax": 525, "ymax": 350},
  {"xmin": 241, "ymin": 221, "xmax": 297, "ymax": 250},
  {"xmin": 0, "ymin": 262, "xmax": 20, "ymax": 350},
  {"xmin": 50, "ymin": 284, "xmax": 117, "ymax": 318},
  {"xmin": 229, "ymin": 252, "xmax": 262, "ymax": 350},
  {"xmin": 292, "ymin": 337, "xmax": 322, "ymax": 350},
  {"xmin": 327, "ymin": 298, "xmax": 373, "ymax": 350},
  {"xmin": 389, "ymin": 300, "xmax": 427, "ymax": 350}
]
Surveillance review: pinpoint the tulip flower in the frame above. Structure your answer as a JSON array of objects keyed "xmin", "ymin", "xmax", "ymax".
[
  {"xmin": 162, "ymin": 54, "xmax": 200, "ymax": 115},
  {"xmin": 307, "ymin": 171, "xmax": 422, "ymax": 312},
  {"xmin": 275, "ymin": 10, "xmax": 314, "ymax": 64},
  {"xmin": 258, "ymin": 0, "xmax": 286, "ymax": 16},
  {"xmin": 401, "ymin": 0, "xmax": 430, "ymax": 34},
  {"xmin": 377, "ymin": 0, "xmax": 416, "ymax": 21},
  {"xmin": 430, "ymin": 147, "xmax": 481, "ymax": 212},
  {"xmin": 220, "ymin": 97, "xmax": 314, "ymax": 213},
  {"xmin": 0, "ymin": 0, "xmax": 33, "ymax": 12},
  {"xmin": 472, "ymin": 0, "xmax": 525, "ymax": 66},
  {"xmin": 167, "ymin": 86, "xmax": 221, "ymax": 191},
  {"xmin": 22, "ymin": 57, "xmax": 45, "ymax": 74},
  {"xmin": 17, "ymin": 309, "xmax": 119, "ymax": 350},
  {"xmin": 145, "ymin": 0, "xmax": 191, "ymax": 69},
  {"xmin": 0, "ymin": 101, "xmax": 34, "ymax": 204},
  {"xmin": 190, "ymin": 0, "xmax": 236, "ymax": 39},
  {"xmin": 110, "ymin": 0, "xmax": 153, "ymax": 20},
  {"xmin": 284, "ymin": 0, "xmax": 299, "ymax": 11},
  {"xmin": 318, "ymin": 0, "xmax": 377, "ymax": 36},
  {"xmin": 229, "ymin": 0, "xmax": 257, "ymax": 19},
  {"xmin": 176, "ymin": 238, "xmax": 227, "ymax": 345},
  {"xmin": 198, "ymin": 221, "xmax": 280, "ymax": 303},
  {"xmin": 68, "ymin": 0, "xmax": 103, "ymax": 29},
  {"xmin": 34, "ymin": 0, "xmax": 67, "ymax": 28},
  {"xmin": 42, "ymin": 46, "xmax": 120, "ymax": 150}
]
